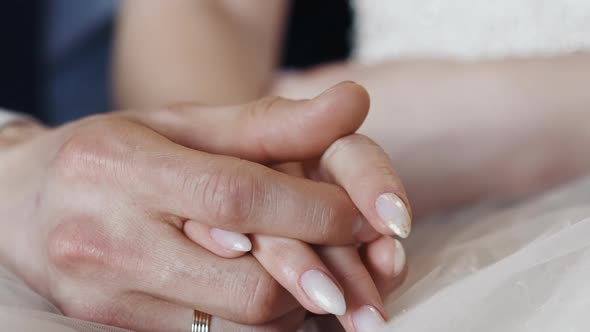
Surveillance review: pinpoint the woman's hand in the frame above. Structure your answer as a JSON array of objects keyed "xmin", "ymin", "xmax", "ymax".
[
  {"xmin": 0, "ymin": 83, "xmax": 410, "ymax": 331},
  {"xmin": 177, "ymin": 83, "xmax": 412, "ymax": 331},
  {"xmin": 186, "ymin": 133, "xmax": 411, "ymax": 331}
]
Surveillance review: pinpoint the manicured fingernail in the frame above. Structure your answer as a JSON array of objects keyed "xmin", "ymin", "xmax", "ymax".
[
  {"xmin": 393, "ymin": 239, "xmax": 406, "ymax": 277},
  {"xmin": 209, "ymin": 228, "xmax": 252, "ymax": 252},
  {"xmin": 300, "ymin": 269, "xmax": 346, "ymax": 315},
  {"xmin": 353, "ymin": 305, "xmax": 386, "ymax": 332},
  {"xmin": 375, "ymin": 193, "xmax": 411, "ymax": 238}
]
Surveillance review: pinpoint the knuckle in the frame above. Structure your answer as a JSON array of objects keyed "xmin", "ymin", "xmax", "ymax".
[
  {"xmin": 164, "ymin": 101, "xmax": 203, "ymax": 113},
  {"xmin": 236, "ymin": 268, "xmax": 283, "ymax": 325},
  {"xmin": 306, "ymin": 188, "xmax": 349, "ymax": 243},
  {"xmin": 324, "ymin": 134, "xmax": 377, "ymax": 161},
  {"xmin": 51, "ymin": 117, "xmax": 131, "ymax": 182},
  {"xmin": 242, "ymin": 96, "xmax": 285, "ymax": 161},
  {"xmin": 200, "ymin": 163, "xmax": 260, "ymax": 229},
  {"xmin": 246, "ymin": 96, "xmax": 284, "ymax": 119},
  {"xmin": 372, "ymin": 162, "xmax": 399, "ymax": 184},
  {"xmin": 47, "ymin": 217, "xmax": 116, "ymax": 274}
]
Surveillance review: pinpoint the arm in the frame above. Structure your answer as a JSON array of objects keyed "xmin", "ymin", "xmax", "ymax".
[
  {"xmin": 272, "ymin": 54, "xmax": 590, "ymax": 215},
  {"xmin": 114, "ymin": 0, "xmax": 287, "ymax": 108}
]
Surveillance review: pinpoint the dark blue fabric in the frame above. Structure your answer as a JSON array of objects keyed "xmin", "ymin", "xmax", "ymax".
[
  {"xmin": 0, "ymin": 0, "xmax": 351, "ymax": 126},
  {"xmin": 0, "ymin": 1, "xmax": 43, "ymax": 117},
  {"xmin": 43, "ymin": 0, "xmax": 116, "ymax": 125}
]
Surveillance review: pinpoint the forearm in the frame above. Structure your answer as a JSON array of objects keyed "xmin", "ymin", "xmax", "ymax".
[
  {"xmin": 273, "ymin": 53, "xmax": 590, "ymax": 215},
  {"xmin": 365, "ymin": 54, "xmax": 590, "ymax": 214},
  {"xmin": 114, "ymin": 0, "xmax": 287, "ymax": 108}
]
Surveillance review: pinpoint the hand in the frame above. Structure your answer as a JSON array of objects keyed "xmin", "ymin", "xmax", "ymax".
[
  {"xmin": 0, "ymin": 83, "xmax": 407, "ymax": 331},
  {"xmin": 175, "ymin": 82, "xmax": 412, "ymax": 331}
]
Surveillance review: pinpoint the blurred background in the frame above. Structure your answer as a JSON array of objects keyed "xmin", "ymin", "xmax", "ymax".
[{"xmin": 0, "ymin": 0, "xmax": 352, "ymax": 125}]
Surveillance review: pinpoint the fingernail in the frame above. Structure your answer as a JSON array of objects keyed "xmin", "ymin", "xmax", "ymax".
[
  {"xmin": 300, "ymin": 269, "xmax": 347, "ymax": 315},
  {"xmin": 209, "ymin": 228, "xmax": 252, "ymax": 252},
  {"xmin": 353, "ymin": 305, "xmax": 386, "ymax": 332},
  {"xmin": 393, "ymin": 239, "xmax": 406, "ymax": 277},
  {"xmin": 375, "ymin": 193, "xmax": 412, "ymax": 238}
]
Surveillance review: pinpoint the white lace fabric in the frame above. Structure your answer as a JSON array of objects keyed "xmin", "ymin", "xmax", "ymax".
[{"xmin": 353, "ymin": 0, "xmax": 590, "ymax": 62}]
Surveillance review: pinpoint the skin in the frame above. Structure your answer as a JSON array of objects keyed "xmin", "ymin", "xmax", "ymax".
[
  {"xmin": 116, "ymin": 1, "xmax": 590, "ymax": 329},
  {"xmin": 116, "ymin": 0, "xmax": 590, "ymax": 218},
  {"xmin": 272, "ymin": 55, "xmax": 590, "ymax": 215},
  {"xmin": 116, "ymin": 1, "xmax": 412, "ymax": 330},
  {"xmin": 114, "ymin": 0, "xmax": 288, "ymax": 107},
  {"xmin": 0, "ymin": 84, "xmax": 407, "ymax": 331}
]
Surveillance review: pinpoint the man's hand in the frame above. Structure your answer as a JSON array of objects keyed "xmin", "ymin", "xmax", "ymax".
[{"xmin": 0, "ymin": 83, "xmax": 410, "ymax": 331}]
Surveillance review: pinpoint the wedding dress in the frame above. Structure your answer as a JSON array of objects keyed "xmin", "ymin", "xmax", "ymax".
[
  {"xmin": 353, "ymin": 0, "xmax": 590, "ymax": 61},
  {"xmin": 351, "ymin": 1, "xmax": 590, "ymax": 331}
]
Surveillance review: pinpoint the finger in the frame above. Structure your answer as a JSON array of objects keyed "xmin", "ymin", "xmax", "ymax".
[
  {"xmin": 309, "ymin": 247, "xmax": 405, "ymax": 332},
  {"xmin": 130, "ymin": 140, "xmax": 369, "ymax": 245},
  {"xmin": 133, "ymin": 224, "xmax": 298, "ymax": 325},
  {"xmin": 360, "ymin": 236, "xmax": 407, "ymax": 297},
  {"xmin": 272, "ymin": 162, "xmax": 306, "ymax": 177},
  {"xmin": 125, "ymin": 81, "xmax": 369, "ymax": 163},
  {"xmin": 316, "ymin": 246, "xmax": 388, "ymax": 332},
  {"xmin": 275, "ymin": 142, "xmax": 407, "ymax": 298},
  {"xmin": 98, "ymin": 293, "xmax": 306, "ymax": 332},
  {"xmin": 250, "ymin": 234, "xmax": 347, "ymax": 316},
  {"xmin": 308, "ymin": 134, "xmax": 413, "ymax": 238},
  {"xmin": 183, "ymin": 220, "xmax": 251, "ymax": 258}
]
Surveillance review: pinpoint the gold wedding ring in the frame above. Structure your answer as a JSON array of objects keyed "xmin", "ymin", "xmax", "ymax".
[{"xmin": 192, "ymin": 310, "xmax": 211, "ymax": 332}]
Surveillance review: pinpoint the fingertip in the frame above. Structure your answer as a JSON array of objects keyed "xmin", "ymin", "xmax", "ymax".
[
  {"xmin": 360, "ymin": 236, "xmax": 408, "ymax": 297},
  {"xmin": 352, "ymin": 305, "xmax": 388, "ymax": 332},
  {"xmin": 209, "ymin": 228, "xmax": 252, "ymax": 252},
  {"xmin": 364, "ymin": 236, "xmax": 404, "ymax": 281},
  {"xmin": 183, "ymin": 220, "xmax": 249, "ymax": 259},
  {"xmin": 392, "ymin": 239, "xmax": 407, "ymax": 277},
  {"xmin": 300, "ymin": 269, "xmax": 347, "ymax": 316}
]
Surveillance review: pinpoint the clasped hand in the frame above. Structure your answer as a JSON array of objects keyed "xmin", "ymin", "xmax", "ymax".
[{"xmin": 0, "ymin": 83, "xmax": 411, "ymax": 331}]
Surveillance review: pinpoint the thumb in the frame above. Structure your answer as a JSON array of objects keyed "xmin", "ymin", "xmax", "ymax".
[{"xmin": 127, "ymin": 81, "xmax": 370, "ymax": 163}]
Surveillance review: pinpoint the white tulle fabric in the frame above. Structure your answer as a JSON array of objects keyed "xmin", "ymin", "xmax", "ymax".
[
  {"xmin": 0, "ymin": 266, "xmax": 129, "ymax": 331},
  {"xmin": 350, "ymin": 2, "xmax": 590, "ymax": 330},
  {"xmin": 353, "ymin": 0, "xmax": 590, "ymax": 62},
  {"xmin": 379, "ymin": 177, "xmax": 590, "ymax": 331}
]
